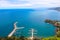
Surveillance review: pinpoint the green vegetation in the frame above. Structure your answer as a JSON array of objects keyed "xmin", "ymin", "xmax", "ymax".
[
  {"xmin": 0, "ymin": 36, "xmax": 60, "ymax": 40},
  {"xmin": 42, "ymin": 37, "xmax": 60, "ymax": 40},
  {"xmin": 0, "ymin": 36, "xmax": 26, "ymax": 40}
]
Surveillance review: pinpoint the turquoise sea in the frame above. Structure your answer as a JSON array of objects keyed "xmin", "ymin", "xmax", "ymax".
[{"xmin": 0, "ymin": 8, "xmax": 60, "ymax": 37}]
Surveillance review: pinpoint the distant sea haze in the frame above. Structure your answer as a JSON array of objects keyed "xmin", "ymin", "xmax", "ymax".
[{"xmin": 0, "ymin": 8, "xmax": 60, "ymax": 37}]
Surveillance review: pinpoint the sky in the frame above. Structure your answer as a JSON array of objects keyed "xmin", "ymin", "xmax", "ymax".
[{"xmin": 0, "ymin": 0, "xmax": 60, "ymax": 9}]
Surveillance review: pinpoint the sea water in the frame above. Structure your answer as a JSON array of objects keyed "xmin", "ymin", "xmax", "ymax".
[{"xmin": 0, "ymin": 8, "xmax": 60, "ymax": 37}]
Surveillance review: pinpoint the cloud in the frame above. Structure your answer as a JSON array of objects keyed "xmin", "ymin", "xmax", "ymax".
[
  {"xmin": 0, "ymin": 0, "xmax": 60, "ymax": 9},
  {"xmin": 0, "ymin": 0, "xmax": 32, "ymax": 8}
]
